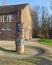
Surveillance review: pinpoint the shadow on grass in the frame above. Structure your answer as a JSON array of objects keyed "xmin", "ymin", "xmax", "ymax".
[
  {"xmin": 22, "ymin": 46, "xmax": 52, "ymax": 65},
  {"xmin": 0, "ymin": 45, "xmax": 46, "ymax": 55},
  {"xmin": 0, "ymin": 47, "xmax": 16, "ymax": 53},
  {"xmin": 22, "ymin": 56, "xmax": 52, "ymax": 65},
  {"xmin": 25, "ymin": 45, "xmax": 46, "ymax": 56},
  {"xmin": 0, "ymin": 46, "xmax": 52, "ymax": 65}
]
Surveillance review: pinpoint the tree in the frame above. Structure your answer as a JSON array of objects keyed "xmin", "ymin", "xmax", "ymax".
[
  {"xmin": 48, "ymin": 0, "xmax": 52, "ymax": 38},
  {"xmin": 31, "ymin": 7, "xmax": 39, "ymax": 38},
  {"xmin": 41, "ymin": 6, "xmax": 49, "ymax": 38},
  {"xmin": 48, "ymin": 16, "xmax": 52, "ymax": 38}
]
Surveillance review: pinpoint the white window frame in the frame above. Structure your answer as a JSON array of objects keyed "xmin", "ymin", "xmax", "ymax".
[
  {"xmin": 7, "ymin": 15, "xmax": 12, "ymax": 22},
  {"xmin": 3, "ymin": 16, "xmax": 5, "ymax": 22},
  {"xmin": 1, "ymin": 16, "xmax": 3, "ymax": 22},
  {"xmin": 0, "ymin": 15, "xmax": 12, "ymax": 22}
]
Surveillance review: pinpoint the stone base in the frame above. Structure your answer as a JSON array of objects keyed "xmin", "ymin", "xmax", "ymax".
[
  {"xmin": 25, "ymin": 38, "xmax": 32, "ymax": 41},
  {"xmin": 16, "ymin": 44, "xmax": 24, "ymax": 54},
  {"xmin": 25, "ymin": 39, "xmax": 28, "ymax": 41}
]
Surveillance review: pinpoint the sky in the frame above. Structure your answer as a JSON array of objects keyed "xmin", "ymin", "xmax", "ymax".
[
  {"xmin": 0, "ymin": 0, "xmax": 50, "ymax": 7},
  {"xmin": 0, "ymin": 0, "xmax": 52, "ymax": 14}
]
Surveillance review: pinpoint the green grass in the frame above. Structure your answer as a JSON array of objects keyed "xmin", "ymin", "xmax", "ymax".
[{"xmin": 39, "ymin": 38, "xmax": 52, "ymax": 46}]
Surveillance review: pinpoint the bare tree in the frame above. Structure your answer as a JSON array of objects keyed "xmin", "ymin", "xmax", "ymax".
[
  {"xmin": 31, "ymin": 5, "xmax": 51, "ymax": 38},
  {"xmin": 48, "ymin": 16, "xmax": 52, "ymax": 38},
  {"xmin": 48, "ymin": 0, "xmax": 52, "ymax": 38},
  {"xmin": 41, "ymin": 6, "xmax": 49, "ymax": 38},
  {"xmin": 31, "ymin": 7, "xmax": 39, "ymax": 38}
]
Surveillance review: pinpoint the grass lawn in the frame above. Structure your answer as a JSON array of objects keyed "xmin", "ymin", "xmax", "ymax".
[{"xmin": 39, "ymin": 38, "xmax": 52, "ymax": 46}]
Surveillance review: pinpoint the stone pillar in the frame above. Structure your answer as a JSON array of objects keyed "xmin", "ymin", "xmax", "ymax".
[
  {"xmin": 16, "ymin": 44, "xmax": 24, "ymax": 54},
  {"xmin": 16, "ymin": 22, "xmax": 24, "ymax": 54}
]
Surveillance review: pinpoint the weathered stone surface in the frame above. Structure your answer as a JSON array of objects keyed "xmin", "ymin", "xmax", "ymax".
[
  {"xmin": 21, "ymin": 5, "xmax": 32, "ymax": 40},
  {"xmin": 16, "ymin": 44, "xmax": 24, "ymax": 54}
]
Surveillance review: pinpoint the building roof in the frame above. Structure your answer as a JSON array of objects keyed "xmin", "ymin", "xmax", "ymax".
[{"xmin": 0, "ymin": 3, "xmax": 28, "ymax": 15}]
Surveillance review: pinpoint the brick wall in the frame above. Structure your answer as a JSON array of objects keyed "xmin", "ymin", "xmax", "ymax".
[
  {"xmin": 21, "ymin": 5, "xmax": 32, "ymax": 40},
  {"xmin": 0, "ymin": 4, "xmax": 32, "ymax": 40},
  {"xmin": 0, "ymin": 14, "xmax": 17, "ymax": 40}
]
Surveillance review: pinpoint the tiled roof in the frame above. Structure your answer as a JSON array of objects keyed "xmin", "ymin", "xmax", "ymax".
[{"xmin": 0, "ymin": 3, "xmax": 28, "ymax": 15}]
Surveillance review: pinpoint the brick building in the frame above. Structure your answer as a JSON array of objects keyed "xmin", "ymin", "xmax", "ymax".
[{"xmin": 0, "ymin": 3, "xmax": 32, "ymax": 40}]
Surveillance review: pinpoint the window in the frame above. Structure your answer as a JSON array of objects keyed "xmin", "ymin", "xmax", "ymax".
[
  {"xmin": 0, "ymin": 16, "xmax": 3, "ymax": 22},
  {"xmin": 0, "ymin": 15, "xmax": 7, "ymax": 22},
  {"xmin": 4, "ymin": 15, "xmax": 7, "ymax": 22},
  {"xmin": 0, "ymin": 15, "xmax": 12, "ymax": 22},
  {"xmin": 7, "ymin": 15, "xmax": 12, "ymax": 22}
]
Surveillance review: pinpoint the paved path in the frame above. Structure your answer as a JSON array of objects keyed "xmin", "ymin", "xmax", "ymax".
[
  {"xmin": 0, "ymin": 38, "xmax": 52, "ymax": 53},
  {"xmin": 26, "ymin": 38, "xmax": 52, "ymax": 53}
]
